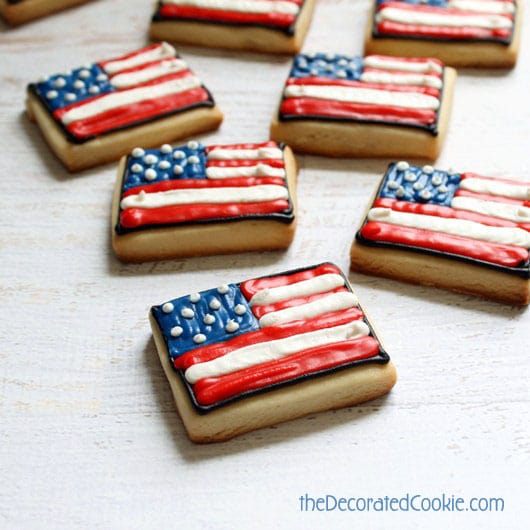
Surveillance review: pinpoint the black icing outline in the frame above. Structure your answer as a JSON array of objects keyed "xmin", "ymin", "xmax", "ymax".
[
  {"xmin": 151, "ymin": 262, "xmax": 391, "ymax": 415},
  {"xmin": 114, "ymin": 143, "xmax": 295, "ymax": 234},
  {"xmin": 371, "ymin": 0, "xmax": 517, "ymax": 46},
  {"xmin": 26, "ymin": 77, "xmax": 216, "ymax": 145},
  {"xmin": 151, "ymin": 0, "xmax": 307, "ymax": 36},
  {"xmin": 355, "ymin": 163, "xmax": 530, "ymax": 279},
  {"xmin": 278, "ymin": 63, "xmax": 447, "ymax": 136}
]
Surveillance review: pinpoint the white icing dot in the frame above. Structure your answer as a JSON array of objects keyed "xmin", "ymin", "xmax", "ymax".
[
  {"xmin": 158, "ymin": 161, "xmax": 171, "ymax": 170},
  {"xmin": 225, "ymin": 320, "xmax": 239, "ymax": 333},
  {"xmin": 306, "ymin": 52, "xmax": 316, "ymax": 59},
  {"xmin": 203, "ymin": 314, "xmax": 215, "ymax": 325},
  {"xmin": 189, "ymin": 293, "xmax": 200, "ymax": 303},
  {"xmin": 193, "ymin": 334, "xmax": 206, "ymax": 344},
  {"xmin": 46, "ymin": 90, "xmax": 58, "ymax": 99},
  {"xmin": 187, "ymin": 155, "xmax": 200, "ymax": 165},
  {"xmin": 65, "ymin": 93, "xmax": 76, "ymax": 102},
  {"xmin": 396, "ymin": 161, "xmax": 409, "ymax": 171},
  {"xmin": 160, "ymin": 144, "xmax": 172, "ymax": 154},
  {"xmin": 325, "ymin": 53, "xmax": 335, "ymax": 60},
  {"xmin": 73, "ymin": 80, "xmax": 85, "ymax": 90},
  {"xmin": 404, "ymin": 172, "xmax": 417, "ymax": 182},
  {"xmin": 132, "ymin": 147, "xmax": 144, "ymax": 158},
  {"xmin": 217, "ymin": 284, "xmax": 229, "ymax": 294},
  {"xmin": 387, "ymin": 181, "xmax": 399, "ymax": 190},
  {"xmin": 53, "ymin": 77, "xmax": 66, "ymax": 88},
  {"xmin": 145, "ymin": 168, "xmax": 157, "ymax": 181},
  {"xmin": 325, "ymin": 65, "xmax": 334, "ymax": 72},
  {"xmin": 96, "ymin": 74, "xmax": 108, "ymax": 82},
  {"xmin": 297, "ymin": 59, "xmax": 308, "ymax": 68},
  {"xmin": 234, "ymin": 304, "xmax": 247, "ymax": 316},
  {"xmin": 209, "ymin": 299, "xmax": 221, "ymax": 310},
  {"xmin": 310, "ymin": 69, "xmax": 319, "ymax": 76},
  {"xmin": 422, "ymin": 165, "xmax": 434, "ymax": 174},
  {"xmin": 432, "ymin": 175, "xmax": 443, "ymax": 186},
  {"xmin": 438, "ymin": 185, "xmax": 448, "ymax": 193},
  {"xmin": 337, "ymin": 70, "xmax": 347, "ymax": 78},
  {"xmin": 173, "ymin": 150, "xmax": 186, "ymax": 160},
  {"xmin": 78, "ymin": 69, "xmax": 91, "ymax": 79},
  {"xmin": 173, "ymin": 165, "xmax": 184, "ymax": 175},
  {"xmin": 413, "ymin": 182, "xmax": 423, "ymax": 191},
  {"xmin": 170, "ymin": 326, "xmax": 183, "ymax": 337},
  {"xmin": 420, "ymin": 189, "xmax": 432, "ymax": 200},
  {"xmin": 162, "ymin": 302, "xmax": 174, "ymax": 313},
  {"xmin": 181, "ymin": 308, "xmax": 194, "ymax": 319},
  {"xmin": 396, "ymin": 187, "xmax": 405, "ymax": 198},
  {"xmin": 88, "ymin": 86, "xmax": 100, "ymax": 94},
  {"xmin": 316, "ymin": 60, "xmax": 326, "ymax": 67},
  {"xmin": 338, "ymin": 58, "xmax": 348, "ymax": 66},
  {"xmin": 144, "ymin": 154, "xmax": 158, "ymax": 165},
  {"xmin": 131, "ymin": 163, "xmax": 143, "ymax": 173},
  {"xmin": 187, "ymin": 140, "xmax": 199, "ymax": 150}
]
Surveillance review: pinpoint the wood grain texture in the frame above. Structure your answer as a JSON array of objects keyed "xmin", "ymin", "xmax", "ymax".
[{"xmin": 0, "ymin": 1, "xmax": 529, "ymax": 528}]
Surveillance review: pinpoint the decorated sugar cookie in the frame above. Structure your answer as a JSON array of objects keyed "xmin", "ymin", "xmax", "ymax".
[
  {"xmin": 351, "ymin": 162, "xmax": 530, "ymax": 304},
  {"xmin": 150, "ymin": 0, "xmax": 317, "ymax": 54},
  {"xmin": 365, "ymin": 0, "xmax": 520, "ymax": 67},
  {"xmin": 0, "ymin": 0, "xmax": 92, "ymax": 26},
  {"xmin": 270, "ymin": 53, "xmax": 456, "ymax": 160},
  {"xmin": 150, "ymin": 262, "xmax": 397, "ymax": 442},
  {"xmin": 26, "ymin": 42, "xmax": 223, "ymax": 171},
  {"xmin": 112, "ymin": 140, "xmax": 297, "ymax": 262}
]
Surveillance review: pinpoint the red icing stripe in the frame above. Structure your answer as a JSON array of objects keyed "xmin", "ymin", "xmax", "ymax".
[
  {"xmin": 280, "ymin": 97, "xmax": 436, "ymax": 125},
  {"xmin": 60, "ymin": 87, "xmax": 210, "ymax": 139},
  {"xmin": 360, "ymin": 221, "xmax": 528, "ymax": 267},
  {"xmin": 286, "ymin": 76, "xmax": 441, "ymax": 97},
  {"xmin": 159, "ymin": 5, "xmax": 297, "ymax": 28},
  {"xmin": 193, "ymin": 336, "xmax": 381, "ymax": 406},
  {"xmin": 460, "ymin": 173, "xmax": 530, "ymax": 187},
  {"xmin": 376, "ymin": 20, "xmax": 512, "ymax": 40},
  {"xmin": 374, "ymin": 198, "xmax": 530, "ymax": 232},
  {"xmin": 120, "ymin": 199, "xmax": 290, "ymax": 229},
  {"xmin": 454, "ymin": 189, "xmax": 525, "ymax": 206},
  {"xmin": 241, "ymin": 262, "xmax": 342, "ymax": 299},
  {"xmin": 251, "ymin": 287, "xmax": 349, "ymax": 319},
  {"xmin": 122, "ymin": 177, "xmax": 286, "ymax": 198},
  {"xmin": 99, "ymin": 43, "xmax": 166, "ymax": 70},
  {"xmin": 174, "ymin": 307, "xmax": 364, "ymax": 370},
  {"xmin": 205, "ymin": 141, "xmax": 279, "ymax": 152},
  {"xmin": 206, "ymin": 159, "xmax": 285, "ymax": 168}
]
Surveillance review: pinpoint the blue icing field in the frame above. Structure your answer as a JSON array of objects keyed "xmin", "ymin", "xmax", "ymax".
[
  {"xmin": 379, "ymin": 162, "xmax": 461, "ymax": 207},
  {"xmin": 35, "ymin": 63, "xmax": 113, "ymax": 111},
  {"xmin": 152, "ymin": 284, "xmax": 259, "ymax": 361},
  {"xmin": 122, "ymin": 142, "xmax": 207, "ymax": 191},
  {"xmin": 290, "ymin": 53, "xmax": 363, "ymax": 81},
  {"xmin": 376, "ymin": 0, "xmax": 447, "ymax": 6}
]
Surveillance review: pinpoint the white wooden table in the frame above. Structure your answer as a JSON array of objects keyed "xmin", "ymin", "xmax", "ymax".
[{"xmin": 1, "ymin": 1, "xmax": 528, "ymax": 528}]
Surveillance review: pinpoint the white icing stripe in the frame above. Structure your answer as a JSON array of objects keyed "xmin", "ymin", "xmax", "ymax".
[
  {"xmin": 259, "ymin": 292, "xmax": 359, "ymax": 328},
  {"xmin": 205, "ymin": 164, "xmax": 286, "ymax": 179},
  {"xmin": 376, "ymin": 6, "xmax": 513, "ymax": 29},
  {"xmin": 360, "ymin": 72, "xmax": 442, "ymax": 89},
  {"xmin": 451, "ymin": 197, "xmax": 530, "ymax": 224},
  {"xmin": 459, "ymin": 178, "xmax": 530, "ymax": 200},
  {"xmin": 120, "ymin": 185, "xmax": 289, "ymax": 210},
  {"xmin": 60, "ymin": 75, "xmax": 201, "ymax": 125},
  {"xmin": 184, "ymin": 320, "xmax": 370, "ymax": 384},
  {"xmin": 161, "ymin": 0, "xmax": 300, "ymax": 15},
  {"xmin": 363, "ymin": 56, "xmax": 442, "ymax": 74},
  {"xmin": 448, "ymin": 0, "xmax": 516, "ymax": 15},
  {"xmin": 368, "ymin": 207, "xmax": 530, "ymax": 248},
  {"xmin": 283, "ymin": 84, "xmax": 440, "ymax": 110},
  {"xmin": 109, "ymin": 59, "xmax": 188, "ymax": 88},
  {"xmin": 103, "ymin": 42, "xmax": 177, "ymax": 75},
  {"xmin": 250, "ymin": 273, "xmax": 346, "ymax": 305},
  {"xmin": 207, "ymin": 147, "xmax": 284, "ymax": 160}
]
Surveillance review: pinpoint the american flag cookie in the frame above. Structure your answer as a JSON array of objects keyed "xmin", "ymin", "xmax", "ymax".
[
  {"xmin": 149, "ymin": 263, "xmax": 397, "ymax": 442},
  {"xmin": 111, "ymin": 140, "xmax": 297, "ymax": 262},
  {"xmin": 270, "ymin": 53, "xmax": 456, "ymax": 160},
  {"xmin": 0, "ymin": 0, "xmax": 91, "ymax": 25},
  {"xmin": 365, "ymin": 0, "xmax": 521, "ymax": 68},
  {"xmin": 26, "ymin": 43, "xmax": 223, "ymax": 172},
  {"xmin": 149, "ymin": 0, "xmax": 317, "ymax": 54},
  {"xmin": 350, "ymin": 162, "xmax": 530, "ymax": 305}
]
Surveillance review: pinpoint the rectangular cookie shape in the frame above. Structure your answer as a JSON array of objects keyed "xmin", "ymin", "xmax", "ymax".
[
  {"xmin": 0, "ymin": 0, "xmax": 92, "ymax": 25},
  {"xmin": 270, "ymin": 53, "xmax": 456, "ymax": 160},
  {"xmin": 351, "ymin": 162, "xmax": 530, "ymax": 305},
  {"xmin": 149, "ymin": 0, "xmax": 317, "ymax": 53},
  {"xmin": 366, "ymin": 0, "xmax": 521, "ymax": 67},
  {"xmin": 149, "ymin": 263, "xmax": 397, "ymax": 442},
  {"xmin": 26, "ymin": 42, "xmax": 223, "ymax": 171},
  {"xmin": 112, "ymin": 140, "xmax": 297, "ymax": 262}
]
